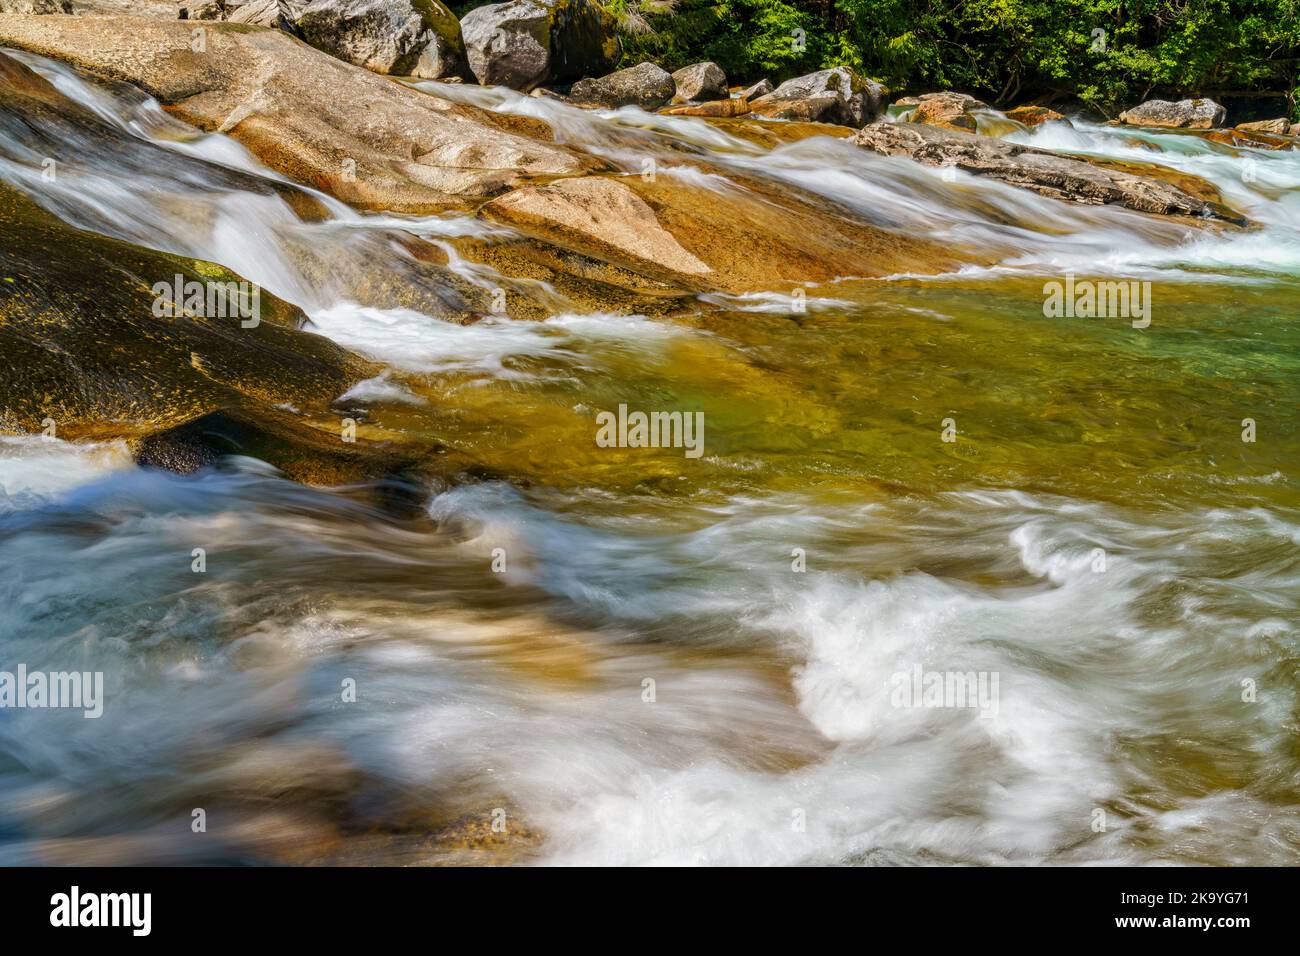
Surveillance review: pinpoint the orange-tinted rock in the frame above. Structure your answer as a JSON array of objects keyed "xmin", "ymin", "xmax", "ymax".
[{"xmin": 1005, "ymin": 105, "xmax": 1069, "ymax": 128}]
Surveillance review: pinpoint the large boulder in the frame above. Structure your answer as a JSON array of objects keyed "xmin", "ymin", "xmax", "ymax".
[
  {"xmin": 1118, "ymin": 98, "xmax": 1226, "ymax": 129},
  {"xmin": 460, "ymin": 0, "xmax": 618, "ymax": 91},
  {"xmin": 748, "ymin": 66, "xmax": 884, "ymax": 128},
  {"xmin": 0, "ymin": 15, "xmax": 599, "ymax": 212},
  {"xmin": 671, "ymin": 61, "xmax": 725, "ymax": 103},
  {"xmin": 569, "ymin": 61, "xmax": 674, "ymax": 110},
  {"xmin": 294, "ymin": 0, "xmax": 466, "ymax": 79},
  {"xmin": 854, "ymin": 121, "xmax": 1241, "ymax": 222},
  {"xmin": 907, "ymin": 91, "xmax": 986, "ymax": 131}
]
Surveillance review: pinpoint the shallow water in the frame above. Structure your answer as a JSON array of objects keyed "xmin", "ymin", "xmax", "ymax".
[{"xmin": 0, "ymin": 53, "xmax": 1297, "ymax": 865}]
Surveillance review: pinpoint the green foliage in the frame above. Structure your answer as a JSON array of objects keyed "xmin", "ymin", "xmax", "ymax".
[
  {"xmin": 447, "ymin": 0, "xmax": 1299, "ymax": 115},
  {"xmin": 614, "ymin": 1, "xmax": 828, "ymax": 77},
  {"xmin": 831, "ymin": 0, "xmax": 1300, "ymax": 114},
  {"xmin": 612, "ymin": 0, "xmax": 1300, "ymax": 115}
]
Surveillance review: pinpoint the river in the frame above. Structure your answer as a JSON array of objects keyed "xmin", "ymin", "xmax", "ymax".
[{"xmin": 0, "ymin": 50, "xmax": 1296, "ymax": 865}]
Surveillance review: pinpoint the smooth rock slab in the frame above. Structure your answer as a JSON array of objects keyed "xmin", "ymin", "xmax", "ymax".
[
  {"xmin": 0, "ymin": 14, "xmax": 599, "ymax": 211},
  {"xmin": 480, "ymin": 176, "xmax": 712, "ymax": 280}
]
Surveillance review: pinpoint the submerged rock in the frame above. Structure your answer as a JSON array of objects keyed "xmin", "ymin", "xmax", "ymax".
[
  {"xmin": 1196, "ymin": 126, "xmax": 1295, "ymax": 151},
  {"xmin": 671, "ymin": 61, "xmax": 726, "ymax": 103},
  {"xmin": 569, "ymin": 61, "xmax": 674, "ymax": 110},
  {"xmin": 460, "ymin": 0, "xmax": 618, "ymax": 91},
  {"xmin": 1118, "ymin": 98, "xmax": 1226, "ymax": 129},
  {"xmin": 0, "ymin": 15, "xmax": 599, "ymax": 212},
  {"xmin": 294, "ymin": 0, "xmax": 467, "ymax": 79},
  {"xmin": 749, "ymin": 66, "xmax": 885, "ymax": 128},
  {"xmin": 854, "ymin": 121, "xmax": 1242, "ymax": 222}
]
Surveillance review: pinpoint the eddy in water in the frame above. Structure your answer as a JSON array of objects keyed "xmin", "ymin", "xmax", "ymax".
[{"xmin": 0, "ymin": 9, "xmax": 1296, "ymax": 873}]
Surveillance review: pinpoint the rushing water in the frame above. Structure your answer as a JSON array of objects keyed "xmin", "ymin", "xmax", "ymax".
[{"xmin": 1, "ymin": 51, "xmax": 1297, "ymax": 865}]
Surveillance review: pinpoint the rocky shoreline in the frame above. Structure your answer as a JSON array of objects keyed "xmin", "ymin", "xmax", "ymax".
[{"xmin": 5, "ymin": 0, "xmax": 1298, "ymax": 139}]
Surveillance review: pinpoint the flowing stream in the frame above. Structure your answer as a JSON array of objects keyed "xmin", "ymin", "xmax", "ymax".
[{"xmin": 1, "ymin": 50, "xmax": 1297, "ymax": 865}]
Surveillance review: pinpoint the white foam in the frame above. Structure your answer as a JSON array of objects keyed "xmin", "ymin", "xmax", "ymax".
[
  {"xmin": 307, "ymin": 304, "xmax": 690, "ymax": 378},
  {"xmin": 337, "ymin": 374, "xmax": 427, "ymax": 405},
  {"xmin": 0, "ymin": 436, "xmax": 133, "ymax": 506}
]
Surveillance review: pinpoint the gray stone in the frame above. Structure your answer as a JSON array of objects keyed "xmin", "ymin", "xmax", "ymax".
[
  {"xmin": 671, "ymin": 61, "xmax": 726, "ymax": 102},
  {"xmin": 461, "ymin": 0, "xmax": 618, "ymax": 91},
  {"xmin": 749, "ymin": 66, "xmax": 885, "ymax": 128},
  {"xmin": 295, "ymin": 0, "xmax": 466, "ymax": 79},
  {"xmin": 570, "ymin": 61, "xmax": 674, "ymax": 110},
  {"xmin": 1118, "ymin": 98, "xmax": 1226, "ymax": 129}
]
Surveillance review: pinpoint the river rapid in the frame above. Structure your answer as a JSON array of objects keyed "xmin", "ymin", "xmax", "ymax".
[{"xmin": 1, "ymin": 51, "xmax": 1297, "ymax": 865}]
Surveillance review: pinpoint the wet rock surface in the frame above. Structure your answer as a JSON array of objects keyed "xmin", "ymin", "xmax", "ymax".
[
  {"xmin": 0, "ymin": 14, "xmax": 599, "ymax": 211},
  {"xmin": 854, "ymin": 120, "xmax": 1243, "ymax": 222}
]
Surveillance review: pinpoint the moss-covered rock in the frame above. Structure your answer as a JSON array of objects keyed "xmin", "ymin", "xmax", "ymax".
[{"xmin": 460, "ymin": 0, "xmax": 619, "ymax": 90}]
